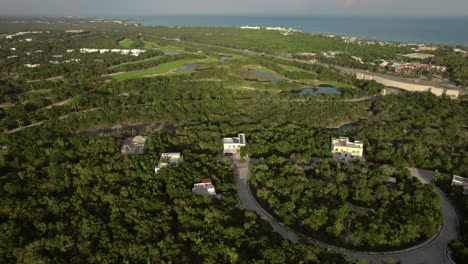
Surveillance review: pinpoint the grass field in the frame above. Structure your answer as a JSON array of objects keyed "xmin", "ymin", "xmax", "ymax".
[
  {"xmin": 159, "ymin": 46, "xmax": 185, "ymax": 53},
  {"xmin": 109, "ymin": 56, "xmax": 164, "ymax": 70},
  {"xmin": 245, "ymin": 64, "xmax": 282, "ymax": 78},
  {"xmin": 112, "ymin": 59, "xmax": 200, "ymax": 81},
  {"xmin": 119, "ymin": 38, "xmax": 134, "ymax": 48},
  {"xmin": 142, "ymin": 40, "xmax": 155, "ymax": 49},
  {"xmin": 277, "ymin": 63, "xmax": 304, "ymax": 72}
]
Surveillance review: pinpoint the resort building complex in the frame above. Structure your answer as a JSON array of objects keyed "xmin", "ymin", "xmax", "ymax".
[{"xmin": 222, "ymin": 133, "xmax": 246, "ymax": 154}]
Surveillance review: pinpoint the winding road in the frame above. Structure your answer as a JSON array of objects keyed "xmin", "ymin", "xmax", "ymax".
[{"xmin": 234, "ymin": 158, "xmax": 459, "ymax": 264}]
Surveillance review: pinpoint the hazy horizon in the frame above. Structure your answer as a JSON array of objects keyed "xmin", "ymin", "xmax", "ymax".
[{"xmin": 1, "ymin": 0, "xmax": 467, "ymax": 17}]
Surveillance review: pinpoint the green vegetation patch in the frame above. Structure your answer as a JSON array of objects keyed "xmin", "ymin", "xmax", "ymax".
[
  {"xmin": 250, "ymin": 160, "xmax": 443, "ymax": 251},
  {"xmin": 112, "ymin": 59, "xmax": 201, "ymax": 81},
  {"xmin": 118, "ymin": 38, "xmax": 134, "ymax": 48},
  {"xmin": 109, "ymin": 55, "xmax": 164, "ymax": 70},
  {"xmin": 142, "ymin": 40, "xmax": 155, "ymax": 49},
  {"xmin": 277, "ymin": 63, "xmax": 305, "ymax": 72}
]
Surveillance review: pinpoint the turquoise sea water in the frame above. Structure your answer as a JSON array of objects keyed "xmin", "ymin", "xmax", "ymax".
[{"xmin": 122, "ymin": 15, "xmax": 468, "ymax": 46}]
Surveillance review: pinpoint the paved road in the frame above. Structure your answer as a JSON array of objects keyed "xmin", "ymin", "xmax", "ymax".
[{"xmin": 234, "ymin": 159, "xmax": 459, "ymax": 264}]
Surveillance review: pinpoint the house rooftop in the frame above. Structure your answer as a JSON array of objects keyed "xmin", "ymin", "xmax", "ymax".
[
  {"xmin": 452, "ymin": 175, "xmax": 468, "ymax": 185},
  {"xmin": 192, "ymin": 178, "xmax": 216, "ymax": 196}
]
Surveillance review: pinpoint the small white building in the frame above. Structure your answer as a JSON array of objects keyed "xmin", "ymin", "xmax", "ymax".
[
  {"xmin": 192, "ymin": 178, "xmax": 216, "ymax": 196},
  {"xmin": 331, "ymin": 137, "xmax": 364, "ymax": 159},
  {"xmin": 24, "ymin": 64, "xmax": 40, "ymax": 68},
  {"xmin": 222, "ymin": 133, "xmax": 246, "ymax": 154},
  {"xmin": 155, "ymin": 152, "xmax": 183, "ymax": 173},
  {"xmin": 451, "ymin": 175, "xmax": 468, "ymax": 195}
]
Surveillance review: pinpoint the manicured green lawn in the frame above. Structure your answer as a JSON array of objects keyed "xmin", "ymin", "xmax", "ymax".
[
  {"xmin": 112, "ymin": 59, "xmax": 199, "ymax": 81},
  {"xmin": 277, "ymin": 64, "xmax": 304, "ymax": 72},
  {"xmin": 159, "ymin": 46, "xmax": 185, "ymax": 53},
  {"xmin": 119, "ymin": 38, "xmax": 134, "ymax": 48},
  {"xmin": 109, "ymin": 56, "xmax": 164, "ymax": 70},
  {"xmin": 142, "ymin": 40, "xmax": 155, "ymax": 49}
]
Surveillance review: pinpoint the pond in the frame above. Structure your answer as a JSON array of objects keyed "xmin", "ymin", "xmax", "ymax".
[
  {"xmin": 335, "ymin": 123, "xmax": 355, "ymax": 133},
  {"xmin": 178, "ymin": 63, "xmax": 196, "ymax": 73},
  {"xmin": 250, "ymin": 69, "xmax": 280, "ymax": 83},
  {"xmin": 219, "ymin": 56, "xmax": 232, "ymax": 63},
  {"xmin": 296, "ymin": 85, "xmax": 342, "ymax": 96}
]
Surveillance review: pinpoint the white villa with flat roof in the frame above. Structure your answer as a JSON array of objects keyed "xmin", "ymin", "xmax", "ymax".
[
  {"xmin": 222, "ymin": 133, "xmax": 246, "ymax": 154},
  {"xmin": 451, "ymin": 175, "xmax": 468, "ymax": 195},
  {"xmin": 155, "ymin": 153, "xmax": 183, "ymax": 173},
  {"xmin": 331, "ymin": 137, "xmax": 364, "ymax": 160},
  {"xmin": 192, "ymin": 178, "xmax": 216, "ymax": 196}
]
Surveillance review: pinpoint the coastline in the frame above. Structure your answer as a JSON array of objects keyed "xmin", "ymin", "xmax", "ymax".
[{"xmin": 116, "ymin": 15, "xmax": 468, "ymax": 47}]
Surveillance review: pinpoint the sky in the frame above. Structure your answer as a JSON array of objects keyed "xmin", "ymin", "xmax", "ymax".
[{"xmin": 1, "ymin": 0, "xmax": 467, "ymax": 17}]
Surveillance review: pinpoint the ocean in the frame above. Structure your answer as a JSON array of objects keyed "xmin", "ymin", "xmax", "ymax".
[{"xmin": 120, "ymin": 15, "xmax": 468, "ymax": 46}]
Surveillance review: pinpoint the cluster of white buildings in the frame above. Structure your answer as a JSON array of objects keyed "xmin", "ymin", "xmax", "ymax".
[
  {"xmin": 5, "ymin": 31, "xmax": 47, "ymax": 39},
  {"xmin": 49, "ymin": 58, "xmax": 81, "ymax": 65},
  {"xmin": 240, "ymin": 26, "xmax": 300, "ymax": 35},
  {"xmin": 340, "ymin": 36, "xmax": 391, "ymax": 46},
  {"xmin": 322, "ymin": 51, "xmax": 344, "ymax": 58},
  {"xmin": 240, "ymin": 26, "xmax": 261, "ymax": 30},
  {"xmin": 393, "ymin": 62, "xmax": 447, "ymax": 75},
  {"xmin": 79, "ymin": 48, "xmax": 146, "ymax": 56},
  {"xmin": 119, "ymin": 133, "xmax": 248, "ymax": 197},
  {"xmin": 65, "ymin": 30, "xmax": 84, "ymax": 33},
  {"xmin": 453, "ymin": 48, "xmax": 467, "ymax": 56},
  {"xmin": 24, "ymin": 64, "xmax": 40, "ymax": 68}
]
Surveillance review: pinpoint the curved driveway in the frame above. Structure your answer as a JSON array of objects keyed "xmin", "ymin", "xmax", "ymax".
[{"xmin": 234, "ymin": 159, "xmax": 459, "ymax": 264}]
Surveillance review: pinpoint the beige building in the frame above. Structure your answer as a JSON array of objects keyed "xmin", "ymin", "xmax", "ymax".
[{"xmin": 331, "ymin": 137, "xmax": 364, "ymax": 159}]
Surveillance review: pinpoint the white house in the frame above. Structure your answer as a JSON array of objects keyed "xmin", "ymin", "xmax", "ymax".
[
  {"xmin": 222, "ymin": 133, "xmax": 246, "ymax": 154},
  {"xmin": 451, "ymin": 175, "xmax": 468, "ymax": 195},
  {"xmin": 155, "ymin": 152, "xmax": 183, "ymax": 173},
  {"xmin": 24, "ymin": 64, "xmax": 40, "ymax": 68},
  {"xmin": 331, "ymin": 137, "xmax": 364, "ymax": 159},
  {"xmin": 192, "ymin": 178, "xmax": 216, "ymax": 196}
]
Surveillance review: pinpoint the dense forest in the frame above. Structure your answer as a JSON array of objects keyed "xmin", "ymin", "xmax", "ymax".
[
  {"xmin": 250, "ymin": 160, "xmax": 442, "ymax": 250},
  {"xmin": 0, "ymin": 130, "xmax": 349, "ymax": 263}
]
